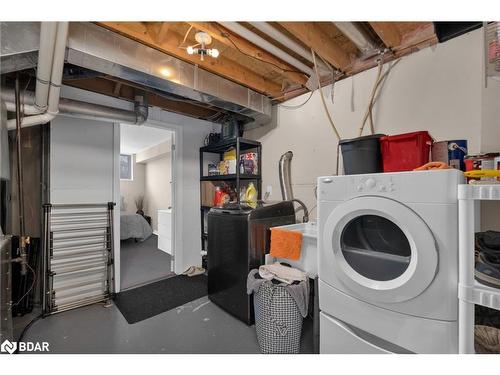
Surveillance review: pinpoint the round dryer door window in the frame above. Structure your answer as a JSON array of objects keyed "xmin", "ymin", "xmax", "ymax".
[
  {"xmin": 341, "ymin": 215, "xmax": 412, "ymax": 281},
  {"xmin": 323, "ymin": 196, "xmax": 438, "ymax": 303}
]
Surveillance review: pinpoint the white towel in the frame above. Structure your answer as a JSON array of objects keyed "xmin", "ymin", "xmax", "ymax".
[{"xmin": 258, "ymin": 262, "xmax": 307, "ymax": 284}]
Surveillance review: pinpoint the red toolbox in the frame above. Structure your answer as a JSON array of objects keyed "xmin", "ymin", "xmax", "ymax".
[{"xmin": 380, "ymin": 131, "xmax": 434, "ymax": 172}]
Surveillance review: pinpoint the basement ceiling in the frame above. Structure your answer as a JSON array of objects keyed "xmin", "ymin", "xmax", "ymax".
[{"xmin": 96, "ymin": 22, "xmax": 438, "ymax": 102}]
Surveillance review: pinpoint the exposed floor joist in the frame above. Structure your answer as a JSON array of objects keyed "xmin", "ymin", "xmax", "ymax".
[
  {"xmin": 278, "ymin": 22, "xmax": 352, "ymax": 71},
  {"xmin": 188, "ymin": 22, "xmax": 308, "ymax": 87},
  {"xmin": 97, "ymin": 22, "xmax": 283, "ymax": 98}
]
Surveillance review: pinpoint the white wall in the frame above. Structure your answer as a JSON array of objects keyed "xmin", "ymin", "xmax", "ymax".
[
  {"xmin": 144, "ymin": 154, "xmax": 172, "ymax": 231},
  {"xmin": 146, "ymin": 108, "xmax": 217, "ymax": 274},
  {"xmin": 120, "ymin": 154, "xmax": 145, "ymax": 214},
  {"xmin": 246, "ymin": 29, "xmax": 499, "ymax": 223},
  {"xmin": 53, "ymin": 86, "xmax": 218, "ymax": 289},
  {"xmin": 50, "ymin": 117, "xmax": 115, "ymax": 204}
]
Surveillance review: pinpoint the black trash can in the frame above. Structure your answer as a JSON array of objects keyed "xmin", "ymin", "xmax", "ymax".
[{"xmin": 339, "ymin": 134, "xmax": 385, "ymax": 175}]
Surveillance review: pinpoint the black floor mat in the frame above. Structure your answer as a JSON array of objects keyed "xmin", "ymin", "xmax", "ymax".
[{"xmin": 114, "ymin": 274, "xmax": 207, "ymax": 324}]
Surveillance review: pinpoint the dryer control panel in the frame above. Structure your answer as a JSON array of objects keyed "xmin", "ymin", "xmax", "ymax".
[
  {"xmin": 318, "ymin": 175, "xmax": 396, "ymax": 201},
  {"xmin": 317, "ymin": 170, "xmax": 463, "ymax": 204},
  {"xmin": 355, "ymin": 176, "xmax": 395, "ymax": 193}
]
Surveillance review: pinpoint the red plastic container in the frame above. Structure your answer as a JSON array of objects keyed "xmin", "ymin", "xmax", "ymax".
[{"xmin": 380, "ymin": 131, "xmax": 434, "ymax": 172}]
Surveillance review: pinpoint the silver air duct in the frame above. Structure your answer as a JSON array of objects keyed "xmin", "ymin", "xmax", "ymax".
[
  {"xmin": 279, "ymin": 151, "xmax": 294, "ymax": 201},
  {"xmin": 278, "ymin": 151, "xmax": 309, "ymax": 223}
]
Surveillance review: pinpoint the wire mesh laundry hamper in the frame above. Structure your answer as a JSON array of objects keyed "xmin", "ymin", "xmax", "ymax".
[{"xmin": 253, "ymin": 280, "xmax": 304, "ymax": 354}]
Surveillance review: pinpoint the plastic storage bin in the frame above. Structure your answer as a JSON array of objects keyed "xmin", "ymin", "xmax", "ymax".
[
  {"xmin": 380, "ymin": 131, "xmax": 433, "ymax": 172},
  {"xmin": 339, "ymin": 134, "xmax": 385, "ymax": 175}
]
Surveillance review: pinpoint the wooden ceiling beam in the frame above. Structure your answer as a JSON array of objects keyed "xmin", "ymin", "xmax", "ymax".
[
  {"xmin": 96, "ymin": 22, "xmax": 283, "ymax": 97},
  {"xmin": 278, "ymin": 22, "xmax": 351, "ymax": 70},
  {"xmin": 369, "ymin": 22, "xmax": 402, "ymax": 48},
  {"xmin": 396, "ymin": 22, "xmax": 437, "ymax": 53},
  {"xmin": 156, "ymin": 22, "xmax": 171, "ymax": 44},
  {"xmin": 188, "ymin": 22, "xmax": 308, "ymax": 86}
]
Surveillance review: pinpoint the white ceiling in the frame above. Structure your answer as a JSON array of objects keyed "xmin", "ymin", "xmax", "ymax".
[{"xmin": 120, "ymin": 124, "xmax": 173, "ymax": 154}]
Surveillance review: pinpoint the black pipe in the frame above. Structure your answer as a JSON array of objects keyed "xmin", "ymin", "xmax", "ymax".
[{"xmin": 14, "ymin": 75, "xmax": 25, "ymax": 237}]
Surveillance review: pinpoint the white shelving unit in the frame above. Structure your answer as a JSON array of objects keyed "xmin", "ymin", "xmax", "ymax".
[{"xmin": 458, "ymin": 184, "xmax": 500, "ymax": 353}]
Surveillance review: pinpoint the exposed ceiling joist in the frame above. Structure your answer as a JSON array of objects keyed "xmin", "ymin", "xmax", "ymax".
[
  {"xmin": 369, "ymin": 22, "xmax": 402, "ymax": 48},
  {"xmin": 97, "ymin": 22, "xmax": 283, "ymax": 97},
  {"xmin": 188, "ymin": 22, "xmax": 308, "ymax": 87},
  {"xmin": 278, "ymin": 22, "xmax": 351, "ymax": 70}
]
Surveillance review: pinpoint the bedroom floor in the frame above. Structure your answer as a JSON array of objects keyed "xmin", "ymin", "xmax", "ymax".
[{"xmin": 120, "ymin": 234, "xmax": 174, "ymax": 290}]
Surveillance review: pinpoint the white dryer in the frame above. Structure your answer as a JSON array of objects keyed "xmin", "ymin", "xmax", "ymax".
[{"xmin": 317, "ymin": 170, "xmax": 464, "ymax": 354}]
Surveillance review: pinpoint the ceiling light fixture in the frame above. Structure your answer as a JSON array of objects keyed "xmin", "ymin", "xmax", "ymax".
[{"xmin": 186, "ymin": 31, "xmax": 219, "ymax": 61}]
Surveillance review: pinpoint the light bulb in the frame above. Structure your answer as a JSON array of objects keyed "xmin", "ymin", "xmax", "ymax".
[
  {"xmin": 186, "ymin": 46, "xmax": 194, "ymax": 55},
  {"xmin": 159, "ymin": 68, "xmax": 171, "ymax": 77},
  {"xmin": 209, "ymin": 48, "xmax": 219, "ymax": 58}
]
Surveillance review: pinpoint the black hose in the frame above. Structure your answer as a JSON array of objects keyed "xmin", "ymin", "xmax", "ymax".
[{"xmin": 13, "ymin": 313, "xmax": 44, "ymax": 354}]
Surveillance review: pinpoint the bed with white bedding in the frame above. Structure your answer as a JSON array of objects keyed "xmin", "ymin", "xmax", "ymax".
[{"xmin": 120, "ymin": 213, "xmax": 153, "ymax": 241}]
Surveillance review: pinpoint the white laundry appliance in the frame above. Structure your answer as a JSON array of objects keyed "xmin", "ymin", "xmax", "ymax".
[{"xmin": 317, "ymin": 170, "xmax": 464, "ymax": 354}]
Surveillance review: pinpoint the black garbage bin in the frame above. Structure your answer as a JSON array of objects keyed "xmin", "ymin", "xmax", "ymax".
[{"xmin": 339, "ymin": 134, "xmax": 385, "ymax": 175}]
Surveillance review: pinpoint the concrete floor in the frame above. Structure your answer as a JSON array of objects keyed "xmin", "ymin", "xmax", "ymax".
[
  {"xmin": 23, "ymin": 296, "xmax": 314, "ymax": 354},
  {"xmin": 120, "ymin": 235, "xmax": 174, "ymax": 290}
]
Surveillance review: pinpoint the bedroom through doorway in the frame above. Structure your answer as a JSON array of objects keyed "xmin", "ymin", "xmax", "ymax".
[{"xmin": 119, "ymin": 123, "xmax": 174, "ymax": 291}]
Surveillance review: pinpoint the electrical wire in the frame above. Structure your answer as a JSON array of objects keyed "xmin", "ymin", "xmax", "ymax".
[
  {"xmin": 178, "ymin": 25, "xmax": 193, "ymax": 48},
  {"xmin": 311, "ymin": 49, "xmax": 342, "ymax": 176},
  {"xmin": 212, "ymin": 23, "xmax": 307, "ymax": 76},
  {"xmin": 12, "ymin": 263, "xmax": 36, "ymax": 307},
  {"xmin": 311, "ymin": 49, "xmax": 341, "ymax": 140},
  {"xmin": 358, "ymin": 58, "xmax": 401, "ymax": 136},
  {"xmin": 358, "ymin": 59, "xmax": 383, "ymax": 136},
  {"xmin": 14, "ymin": 313, "xmax": 45, "ymax": 354},
  {"xmin": 278, "ymin": 90, "xmax": 314, "ymax": 109}
]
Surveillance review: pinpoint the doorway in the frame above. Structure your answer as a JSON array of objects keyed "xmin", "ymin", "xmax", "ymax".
[{"xmin": 118, "ymin": 123, "xmax": 175, "ymax": 290}]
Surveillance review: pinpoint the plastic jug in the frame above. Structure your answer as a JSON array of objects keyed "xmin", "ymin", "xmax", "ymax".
[{"xmin": 245, "ymin": 183, "xmax": 258, "ymax": 208}]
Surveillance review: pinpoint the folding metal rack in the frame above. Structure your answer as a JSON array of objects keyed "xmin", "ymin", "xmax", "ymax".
[
  {"xmin": 42, "ymin": 203, "xmax": 115, "ymax": 314},
  {"xmin": 458, "ymin": 184, "xmax": 500, "ymax": 353}
]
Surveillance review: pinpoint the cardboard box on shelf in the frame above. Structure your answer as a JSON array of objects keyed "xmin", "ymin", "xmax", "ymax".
[{"xmin": 201, "ymin": 181, "xmax": 217, "ymax": 207}]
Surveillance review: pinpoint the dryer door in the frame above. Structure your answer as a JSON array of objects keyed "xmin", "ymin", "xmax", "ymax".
[{"xmin": 322, "ymin": 196, "xmax": 437, "ymax": 303}]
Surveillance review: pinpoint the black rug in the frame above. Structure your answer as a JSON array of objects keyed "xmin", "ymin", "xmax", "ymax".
[{"xmin": 114, "ymin": 274, "xmax": 208, "ymax": 324}]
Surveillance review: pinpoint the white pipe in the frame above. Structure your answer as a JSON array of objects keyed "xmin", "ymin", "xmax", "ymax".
[
  {"xmin": 2, "ymin": 88, "xmax": 138, "ymax": 130},
  {"xmin": 333, "ymin": 22, "xmax": 379, "ymax": 56},
  {"xmin": 248, "ymin": 22, "xmax": 330, "ymax": 74},
  {"xmin": 34, "ymin": 22, "xmax": 57, "ymax": 110},
  {"xmin": 219, "ymin": 22, "xmax": 313, "ymax": 76},
  {"xmin": 47, "ymin": 22, "xmax": 69, "ymax": 115},
  {"xmin": 249, "ymin": 22, "xmax": 314, "ymax": 63},
  {"xmin": 7, "ymin": 22, "xmax": 68, "ymax": 129}
]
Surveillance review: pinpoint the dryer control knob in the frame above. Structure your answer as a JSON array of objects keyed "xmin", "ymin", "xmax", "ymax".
[{"xmin": 365, "ymin": 178, "xmax": 376, "ymax": 189}]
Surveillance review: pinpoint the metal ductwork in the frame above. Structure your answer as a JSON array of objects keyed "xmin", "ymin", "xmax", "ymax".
[
  {"xmin": 1, "ymin": 22, "xmax": 272, "ymax": 129},
  {"xmin": 278, "ymin": 151, "xmax": 309, "ymax": 223},
  {"xmin": 279, "ymin": 151, "xmax": 294, "ymax": 201}
]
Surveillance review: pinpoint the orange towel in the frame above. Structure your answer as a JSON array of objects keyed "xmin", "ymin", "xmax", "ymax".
[{"xmin": 270, "ymin": 228, "xmax": 303, "ymax": 261}]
